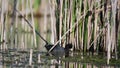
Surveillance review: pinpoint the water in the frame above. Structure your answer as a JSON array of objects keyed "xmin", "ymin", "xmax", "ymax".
[{"xmin": 0, "ymin": 48, "xmax": 119, "ymax": 68}]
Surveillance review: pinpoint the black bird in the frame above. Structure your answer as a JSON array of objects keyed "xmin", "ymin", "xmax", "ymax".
[{"xmin": 45, "ymin": 43, "xmax": 72, "ymax": 57}]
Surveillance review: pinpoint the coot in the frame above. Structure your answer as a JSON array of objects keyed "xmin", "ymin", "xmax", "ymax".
[{"xmin": 45, "ymin": 43, "xmax": 72, "ymax": 57}]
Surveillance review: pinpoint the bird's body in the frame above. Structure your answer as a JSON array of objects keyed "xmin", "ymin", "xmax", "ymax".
[{"xmin": 45, "ymin": 43, "xmax": 72, "ymax": 57}]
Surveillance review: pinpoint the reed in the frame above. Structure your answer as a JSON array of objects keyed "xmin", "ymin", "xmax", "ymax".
[
  {"xmin": 49, "ymin": 0, "xmax": 56, "ymax": 44},
  {"xmin": 0, "ymin": 0, "xmax": 119, "ymax": 65},
  {"xmin": 30, "ymin": 0, "xmax": 37, "ymax": 48}
]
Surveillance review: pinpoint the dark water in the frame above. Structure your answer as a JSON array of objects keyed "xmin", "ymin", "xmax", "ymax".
[{"xmin": 0, "ymin": 48, "xmax": 119, "ymax": 68}]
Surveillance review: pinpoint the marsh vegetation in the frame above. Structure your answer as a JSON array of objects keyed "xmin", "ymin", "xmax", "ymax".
[{"xmin": 0, "ymin": 0, "xmax": 120, "ymax": 68}]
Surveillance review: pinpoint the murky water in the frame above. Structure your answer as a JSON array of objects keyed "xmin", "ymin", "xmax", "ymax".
[{"xmin": 0, "ymin": 48, "xmax": 119, "ymax": 68}]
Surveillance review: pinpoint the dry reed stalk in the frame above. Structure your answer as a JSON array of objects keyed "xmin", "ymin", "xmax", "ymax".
[
  {"xmin": 4, "ymin": 0, "xmax": 9, "ymax": 50},
  {"xmin": 107, "ymin": 23, "xmax": 111, "ymax": 64},
  {"xmin": 111, "ymin": 0, "xmax": 118, "ymax": 60},
  {"xmin": 77, "ymin": 8, "xmax": 80, "ymax": 50},
  {"xmin": 26, "ymin": 0, "xmax": 31, "ymax": 49},
  {"xmin": 59, "ymin": 0, "xmax": 63, "ymax": 45},
  {"xmin": 49, "ymin": 0, "xmax": 56, "ymax": 44},
  {"xmin": 10, "ymin": 0, "xmax": 17, "ymax": 48},
  {"xmin": 0, "ymin": 0, "xmax": 5, "ymax": 50},
  {"xmin": 43, "ymin": 6, "xmax": 47, "ymax": 45},
  {"xmin": 66, "ymin": 0, "xmax": 72, "ymax": 44},
  {"xmin": 24, "ymin": 0, "xmax": 29, "ymax": 49},
  {"xmin": 30, "ymin": 0, "xmax": 37, "ymax": 48},
  {"xmin": 38, "ymin": 0, "xmax": 48, "ymax": 49},
  {"xmin": 63, "ymin": 0, "xmax": 67, "ymax": 46},
  {"xmin": 66, "ymin": 0, "xmax": 71, "ymax": 44},
  {"xmin": 111, "ymin": 0, "xmax": 116, "ymax": 52},
  {"xmin": 95, "ymin": 0, "xmax": 101, "ymax": 53},
  {"xmin": 94, "ymin": 2, "xmax": 99, "ymax": 51},
  {"xmin": 15, "ymin": 0, "xmax": 19, "ymax": 49},
  {"xmin": 16, "ymin": 1, "xmax": 23, "ymax": 49},
  {"xmin": 73, "ymin": 1, "xmax": 77, "ymax": 49},
  {"xmin": 21, "ymin": 0, "xmax": 25, "ymax": 49},
  {"xmin": 74, "ymin": 6, "xmax": 80, "ymax": 50},
  {"xmin": 0, "ymin": 0, "xmax": 4, "ymax": 59},
  {"xmin": 0, "ymin": 0, "xmax": 1, "ymax": 31},
  {"xmin": 87, "ymin": 0, "xmax": 94, "ymax": 50},
  {"xmin": 38, "ymin": 54, "xmax": 41, "ymax": 63},
  {"xmin": 106, "ymin": 4, "xmax": 111, "ymax": 64},
  {"xmin": 69, "ymin": 0, "xmax": 73, "ymax": 45},
  {"xmin": 93, "ymin": 16, "xmax": 98, "ymax": 49},
  {"xmin": 29, "ymin": 49, "xmax": 33, "ymax": 66}
]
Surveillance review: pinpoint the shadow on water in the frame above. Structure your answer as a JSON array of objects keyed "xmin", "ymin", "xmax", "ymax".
[{"xmin": 0, "ymin": 48, "xmax": 120, "ymax": 68}]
